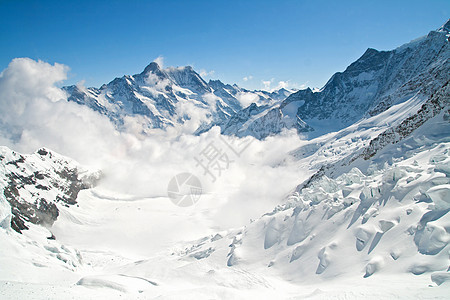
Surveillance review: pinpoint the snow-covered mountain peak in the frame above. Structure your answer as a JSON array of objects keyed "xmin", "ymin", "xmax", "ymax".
[
  {"xmin": 214, "ymin": 21, "xmax": 449, "ymax": 139},
  {"xmin": 343, "ymin": 47, "xmax": 388, "ymax": 74},
  {"xmin": 64, "ymin": 62, "xmax": 296, "ymax": 134},
  {"xmin": 208, "ymin": 79, "xmax": 225, "ymax": 89},
  {"xmin": 141, "ymin": 61, "xmax": 162, "ymax": 75},
  {"xmin": 164, "ymin": 65, "xmax": 210, "ymax": 93},
  {"xmin": 64, "ymin": 20, "xmax": 448, "ymax": 141},
  {"xmin": 208, "ymin": 79, "xmax": 239, "ymax": 94}
]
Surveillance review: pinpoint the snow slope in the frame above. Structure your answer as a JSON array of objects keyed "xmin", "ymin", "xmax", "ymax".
[
  {"xmin": 1, "ymin": 76, "xmax": 449, "ymax": 299},
  {"xmin": 148, "ymin": 94, "xmax": 450, "ymax": 298}
]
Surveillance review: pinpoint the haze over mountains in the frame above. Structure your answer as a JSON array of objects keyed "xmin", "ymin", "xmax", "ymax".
[{"xmin": 0, "ymin": 19, "xmax": 449, "ymax": 299}]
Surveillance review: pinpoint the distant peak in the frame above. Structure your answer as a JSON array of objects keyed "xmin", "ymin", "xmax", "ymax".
[
  {"xmin": 208, "ymin": 79, "xmax": 223, "ymax": 84},
  {"xmin": 438, "ymin": 19, "xmax": 450, "ymax": 33},
  {"xmin": 37, "ymin": 148, "xmax": 50, "ymax": 156},
  {"xmin": 208, "ymin": 79, "xmax": 226, "ymax": 90},
  {"xmin": 142, "ymin": 61, "xmax": 161, "ymax": 74},
  {"xmin": 362, "ymin": 48, "xmax": 379, "ymax": 56},
  {"xmin": 354, "ymin": 48, "xmax": 382, "ymax": 63}
]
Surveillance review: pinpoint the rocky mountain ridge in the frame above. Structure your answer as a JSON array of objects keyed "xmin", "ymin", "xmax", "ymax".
[
  {"xmin": 214, "ymin": 19, "xmax": 450, "ymax": 139},
  {"xmin": 0, "ymin": 147, "xmax": 99, "ymax": 233},
  {"xmin": 64, "ymin": 63, "xmax": 294, "ymax": 134}
]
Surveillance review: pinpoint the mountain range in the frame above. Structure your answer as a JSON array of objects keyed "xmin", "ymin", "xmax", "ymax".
[
  {"xmin": 64, "ymin": 20, "xmax": 450, "ymax": 139},
  {"xmin": 63, "ymin": 63, "xmax": 295, "ymax": 134}
]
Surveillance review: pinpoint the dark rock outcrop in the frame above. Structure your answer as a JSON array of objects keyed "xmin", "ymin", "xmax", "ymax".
[{"xmin": 0, "ymin": 147, "xmax": 99, "ymax": 233}]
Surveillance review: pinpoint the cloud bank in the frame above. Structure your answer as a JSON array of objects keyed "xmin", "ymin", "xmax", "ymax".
[
  {"xmin": 153, "ymin": 56, "xmax": 164, "ymax": 68},
  {"xmin": 262, "ymin": 78, "xmax": 290, "ymax": 91},
  {"xmin": 236, "ymin": 91, "xmax": 259, "ymax": 107},
  {"xmin": 0, "ymin": 58, "xmax": 306, "ymax": 230}
]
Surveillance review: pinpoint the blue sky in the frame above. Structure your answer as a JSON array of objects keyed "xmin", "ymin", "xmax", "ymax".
[{"xmin": 0, "ymin": 0, "xmax": 448, "ymax": 90}]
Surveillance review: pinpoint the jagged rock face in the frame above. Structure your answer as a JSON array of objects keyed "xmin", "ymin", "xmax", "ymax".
[
  {"xmin": 297, "ymin": 48, "xmax": 391, "ymax": 124},
  {"xmin": 299, "ymin": 23, "xmax": 449, "ymax": 125},
  {"xmin": 294, "ymin": 80, "xmax": 449, "ymax": 193},
  {"xmin": 219, "ymin": 102, "xmax": 312, "ymax": 139},
  {"xmin": 0, "ymin": 147, "xmax": 99, "ymax": 233},
  {"xmin": 165, "ymin": 65, "xmax": 211, "ymax": 96},
  {"xmin": 208, "ymin": 80, "xmax": 245, "ymax": 113},
  {"xmin": 218, "ymin": 103, "xmax": 267, "ymax": 138},
  {"xmin": 217, "ymin": 20, "xmax": 450, "ymax": 139},
  {"xmin": 64, "ymin": 63, "xmax": 293, "ymax": 133},
  {"xmin": 362, "ymin": 81, "xmax": 450, "ymax": 159}
]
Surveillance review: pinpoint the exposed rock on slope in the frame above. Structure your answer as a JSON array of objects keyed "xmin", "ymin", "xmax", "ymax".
[
  {"xmin": 362, "ymin": 81, "xmax": 450, "ymax": 159},
  {"xmin": 0, "ymin": 147, "xmax": 99, "ymax": 233},
  {"xmin": 296, "ymin": 79, "xmax": 449, "ymax": 192}
]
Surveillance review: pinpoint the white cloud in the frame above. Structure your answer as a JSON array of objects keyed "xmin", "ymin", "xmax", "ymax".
[
  {"xmin": 262, "ymin": 79, "xmax": 274, "ymax": 90},
  {"xmin": 262, "ymin": 78, "xmax": 291, "ymax": 92},
  {"xmin": 199, "ymin": 69, "xmax": 215, "ymax": 78},
  {"xmin": 76, "ymin": 79, "xmax": 86, "ymax": 89},
  {"xmin": 275, "ymin": 80, "xmax": 289, "ymax": 90},
  {"xmin": 243, "ymin": 76, "xmax": 253, "ymax": 82},
  {"xmin": 202, "ymin": 93, "xmax": 220, "ymax": 112},
  {"xmin": 236, "ymin": 92, "xmax": 259, "ymax": 107},
  {"xmin": 0, "ymin": 58, "xmax": 119, "ymax": 165},
  {"xmin": 144, "ymin": 73, "xmax": 171, "ymax": 96},
  {"xmin": 153, "ymin": 55, "xmax": 164, "ymax": 68},
  {"xmin": 0, "ymin": 57, "xmax": 307, "ymax": 231},
  {"xmin": 174, "ymin": 101, "xmax": 211, "ymax": 134},
  {"xmin": 296, "ymin": 81, "xmax": 310, "ymax": 90}
]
